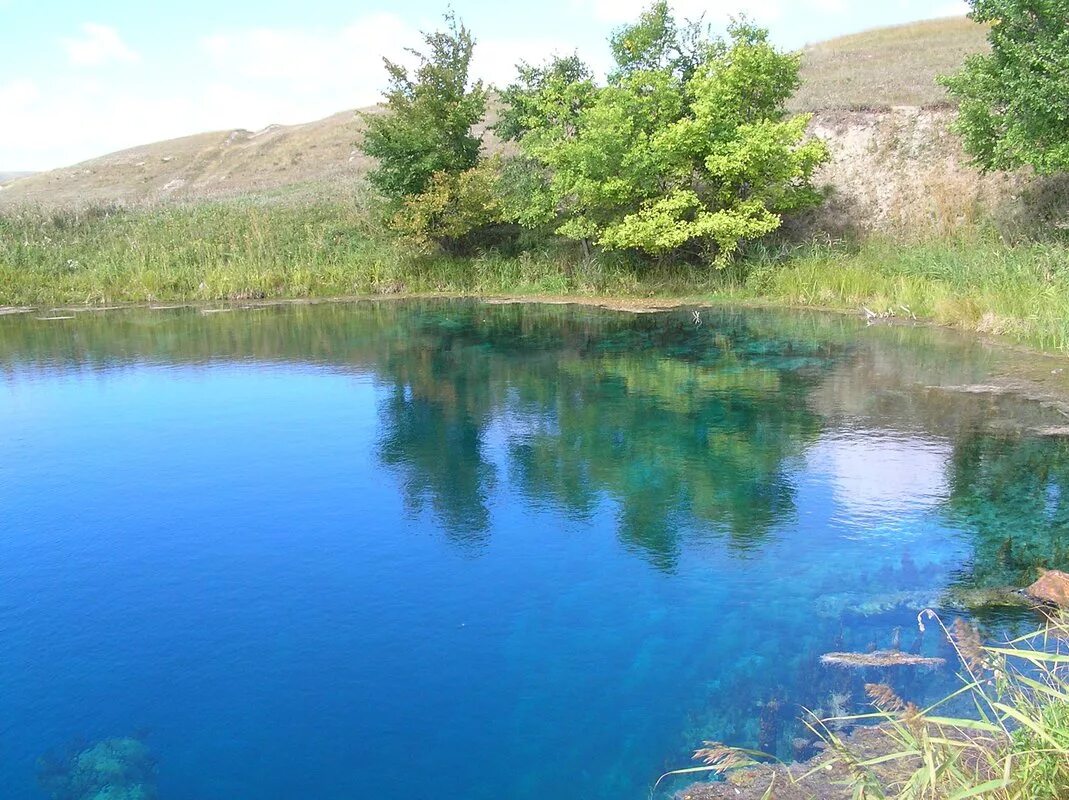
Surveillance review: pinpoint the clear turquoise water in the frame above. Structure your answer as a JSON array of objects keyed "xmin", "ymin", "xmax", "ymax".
[{"xmin": 3, "ymin": 301, "xmax": 1068, "ymax": 800}]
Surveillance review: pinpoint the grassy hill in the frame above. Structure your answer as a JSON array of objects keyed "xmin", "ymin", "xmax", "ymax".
[
  {"xmin": 0, "ymin": 111, "xmax": 370, "ymax": 208},
  {"xmin": 0, "ymin": 16, "xmax": 989, "ymax": 209},
  {"xmin": 791, "ymin": 16, "xmax": 989, "ymax": 111}
]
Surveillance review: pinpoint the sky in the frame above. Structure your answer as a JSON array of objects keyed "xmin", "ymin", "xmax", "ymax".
[{"xmin": 1, "ymin": 0, "xmax": 969, "ymax": 171}]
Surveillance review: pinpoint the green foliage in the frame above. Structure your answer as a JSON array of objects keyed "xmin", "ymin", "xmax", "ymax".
[
  {"xmin": 501, "ymin": 5, "xmax": 827, "ymax": 264},
  {"xmin": 360, "ymin": 13, "xmax": 486, "ymax": 200},
  {"xmin": 942, "ymin": 0, "xmax": 1069, "ymax": 174},
  {"xmin": 494, "ymin": 56, "xmax": 598, "ymax": 230},
  {"xmin": 495, "ymin": 54, "xmax": 596, "ymax": 143},
  {"xmin": 391, "ymin": 159, "xmax": 505, "ymax": 254},
  {"xmin": 0, "ymin": 203, "xmax": 737, "ymax": 305},
  {"xmin": 753, "ymin": 234, "xmax": 1069, "ymax": 352},
  {"xmin": 608, "ymin": 0, "xmax": 711, "ymax": 80},
  {"xmin": 1009, "ymin": 699, "xmax": 1069, "ymax": 800},
  {"xmin": 362, "ymin": 2, "xmax": 824, "ymax": 262}
]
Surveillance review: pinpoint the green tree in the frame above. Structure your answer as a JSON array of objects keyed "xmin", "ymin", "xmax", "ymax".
[
  {"xmin": 494, "ymin": 55, "xmax": 598, "ymax": 231},
  {"xmin": 390, "ymin": 158, "xmax": 504, "ymax": 253},
  {"xmin": 360, "ymin": 13, "xmax": 486, "ymax": 201},
  {"xmin": 942, "ymin": 0, "xmax": 1069, "ymax": 174},
  {"xmin": 608, "ymin": 0, "xmax": 711, "ymax": 80},
  {"xmin": 496, "ymin": 54, "xmax": 597, "ymax": 143},
  {"xmin": 501, "ymin": 4, "xmax": 827, "ymax": 263}
]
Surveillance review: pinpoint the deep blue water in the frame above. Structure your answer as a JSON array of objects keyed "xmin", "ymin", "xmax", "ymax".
[{"xmin": 3, "ymin": 301, "xmax": 1069, "ymax": 800}]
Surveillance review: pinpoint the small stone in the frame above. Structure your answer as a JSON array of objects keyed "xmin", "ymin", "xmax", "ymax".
[{"xmin": 1025, "ymin": 569, "xmax": 1069, "ymax": 607}]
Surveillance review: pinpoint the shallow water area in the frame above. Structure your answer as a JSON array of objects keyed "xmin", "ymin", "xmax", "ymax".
[{"xmin": 2, "ymin": 300, "xmax": 1068, "ymax": 800}]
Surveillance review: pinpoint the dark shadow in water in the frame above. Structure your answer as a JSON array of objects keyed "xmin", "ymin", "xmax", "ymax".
[
  {"xmin": 379, "ymin": 387, "xmax": 495, "ymax": 548},
  {"xmin": 946, "ymin": 432, "xmax": 1069, "ymax": 589},
  {"xmin": 38, "ymin": 737, "xmax": 157, "ymax": 800}
]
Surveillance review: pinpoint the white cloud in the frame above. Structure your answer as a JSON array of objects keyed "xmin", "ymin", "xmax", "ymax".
[
  {"xmin": 200, "ymin": 13, "xmax": 574, "ymax": 101},
  {"xmin": 0, "ymin": 78, "xmax": 40, "ymax": 107},
  {"xmin": 61, "ymin": 23, "xmax": 140, "ymax": 67},
  {"xmin": 808, "ymin": 432, "xmax": 950, "ymax": 522},
  {"xmin": 202, "ymin": 14, "xmax": 413, "ymax": 84}
]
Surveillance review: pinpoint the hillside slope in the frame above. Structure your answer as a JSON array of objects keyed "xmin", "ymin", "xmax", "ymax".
[
  {"xmin": 791, "ymin": 16, "xmax": 989, "ymax": 111},
  {"xmin": 0, "ymin": 111, "xmax": 370, "ymax": 208},
  {"xmin": 0, "ymin": 16, "xmax": 990, "ymax": 212}
]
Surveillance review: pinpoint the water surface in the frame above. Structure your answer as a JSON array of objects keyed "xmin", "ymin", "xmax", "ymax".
[{"xmin": 3, "ymin": 301, "xmax": 1068, "ymax": 800}]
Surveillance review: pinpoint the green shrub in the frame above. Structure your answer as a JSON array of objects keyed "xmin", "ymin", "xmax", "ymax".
[
  {"xmin": 359, "ymin": 13, "xmax": 485, "ymax": 201},
  {"xmin": 391, "ymin": 160, "xmax": 509, "ymax": 255},
  {"xmin": 942, "ymin": 0, "xmax": 1069, "ymax": 174},
  {"xmin": 499, "ymin": 3, "xmax": 828, "ymax": 264}
]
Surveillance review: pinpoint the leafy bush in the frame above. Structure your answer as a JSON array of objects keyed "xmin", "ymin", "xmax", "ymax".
[
  {"xmin": 942, "ymin": 0, "xmax": 1069, "ymax": 174},
  {"xmin": 391, "ymin": 159, "xmax": 507, "ymax": 254},
  {"xmin": 499, "ymin": 3, "xmax": 828, "ymax": 264}
]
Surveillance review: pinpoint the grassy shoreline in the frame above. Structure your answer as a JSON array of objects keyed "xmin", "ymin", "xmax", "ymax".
[{"xmin": 4, "ymin": 203, "xmax": 1069, "ymax": 354}]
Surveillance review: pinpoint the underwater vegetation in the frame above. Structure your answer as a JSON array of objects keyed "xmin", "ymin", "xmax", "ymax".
[
  {"xmin": 37, "ymin": 738, "xmax": 157, "ymax": 800},
  {"xmin": 945, "ymin": 432, "xmax": 1069, "ymax": 591}
]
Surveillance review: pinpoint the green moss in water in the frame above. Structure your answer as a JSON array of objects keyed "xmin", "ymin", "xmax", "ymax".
[{"xmin": 37, "ymin": 738, "xmax": 157, "ymax": 800}]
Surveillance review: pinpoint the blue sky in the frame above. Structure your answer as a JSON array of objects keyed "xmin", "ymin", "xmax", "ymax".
[{"xmin": 2, "ymin": 0, "xmax": 969, "ymax": 170}]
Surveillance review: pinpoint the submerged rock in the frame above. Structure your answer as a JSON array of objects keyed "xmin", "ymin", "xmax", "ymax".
[
  {"xmin": 1025, "ymin": 569, "xmax": 1069, "ymax": 607},
  {"xmin": 820, "ymin": 650, "xmax": 946, "ymax": 668},
  {"xmin": 38, "ymin": 737, "xmax": 157, "ymax": 800},
  {"xmin": 813, "ymin": 589, "xmax": 942, "ymax": 618},
  {"xmin": 944, "ymin": 585, "xmax": 1035, "ymax": 611}
]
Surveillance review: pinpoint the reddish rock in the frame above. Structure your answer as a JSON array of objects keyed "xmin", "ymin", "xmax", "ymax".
[{"xmin": 1025, "ymin": 569, "xmax": 1069, "ymax": 607}]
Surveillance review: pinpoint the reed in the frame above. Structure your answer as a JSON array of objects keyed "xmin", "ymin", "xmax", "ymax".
[
  {"xmin": 659, "ymin": 611, "xmax": 1069, "ymax": 800},
  {"xmin": 747, "ymin": 234, "xmax": 1069, "ymax": 352},
  {"xmin": 813, "ymin": 610, "xmax": 1069, "ymax": 799},
  {"xmin": 0, "ymin": 203, "xmax": 733, "ymax": 305}
]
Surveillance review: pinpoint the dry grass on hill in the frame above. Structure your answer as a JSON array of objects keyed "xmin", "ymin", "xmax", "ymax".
[
  {"xmin": 0, "ymin": 106, "xmax": 503, "ymax": 209},
  {"xmin": 0, "ymin": 110, "xmax": 372, "ymax": 208},
  {"xmin": 791, "ymin": 16, "xmax": 989, "ymax": 112}
]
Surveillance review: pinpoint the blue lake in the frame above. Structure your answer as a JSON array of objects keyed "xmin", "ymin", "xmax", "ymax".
[{"xmin": 2, "ymin": 301, "xmax": 1068, "ymax": 800}]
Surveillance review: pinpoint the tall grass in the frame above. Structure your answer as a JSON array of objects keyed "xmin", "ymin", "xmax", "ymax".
[
  {"xmin": 5, "ymin": 203, "xmax": 1069, "ymax": 354},
  {"xmin": 0, "ymin": 203, "xmax": 730, "ymax": 305},
  {"xmin": 751, "ymin": 235, "xmax": 1069, "ymax": 351},
  {"xmin": 812, "ymin": 611, "xmax": 1069, "ymax": 800}
]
